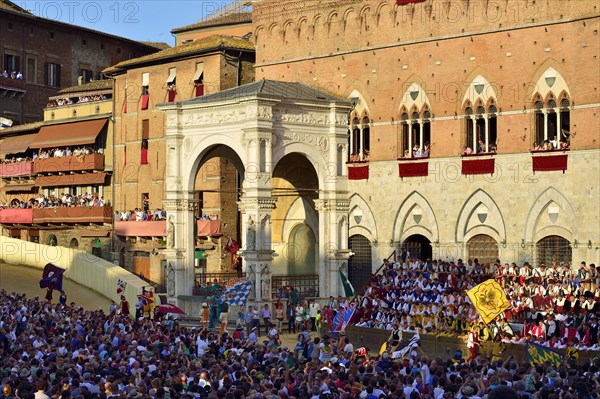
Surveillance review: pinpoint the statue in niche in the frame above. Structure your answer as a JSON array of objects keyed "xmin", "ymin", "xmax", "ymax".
[
  {"xmin": 167, "ymin": 216, "xmax": 175, "ymax": 248},
  {"xmin": 246, "ymin": 215, "xmax": 256, "ymax": 250},
  {"xmin": 167, "ymin": 262, "xmax": 175, "ymax": 296}
]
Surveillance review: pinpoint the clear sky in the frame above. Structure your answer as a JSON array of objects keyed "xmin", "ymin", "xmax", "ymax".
[{"xmin": 17, "ymin": 1, "xmax": 232, "ymax": 44}]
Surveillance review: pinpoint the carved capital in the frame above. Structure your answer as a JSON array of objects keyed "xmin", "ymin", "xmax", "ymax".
[
  {"xmin": 162, "ymin": 199, "xmax": 199, "ymax": 212},
  {"xmin": 237, "ymin": 197, "xmax": 277, "ymax": 212},
  {"xmin": 314, "ymin": 199, "xmax": 351, "ymax": 213}
]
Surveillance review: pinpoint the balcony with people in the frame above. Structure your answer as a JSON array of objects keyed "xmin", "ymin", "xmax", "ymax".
[{"xmin": 0, "ymin": 69, "xmax": 26, "ymax": 94}]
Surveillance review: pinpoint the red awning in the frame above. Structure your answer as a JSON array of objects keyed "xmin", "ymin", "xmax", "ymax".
[
  {"xmin": 399, "ymin": 161, "xmax": 428, "ymax": 178},
  {"xmin": 0, "ymin": 208, "xmax": 33, "ymax": 224},
  {"xmin": 0, "ymin": 183, "xmax": 36, "ymax": 192},
  {"xmin": 115, "ymin": 221, "xmax": 166, "ymax": 237},
  {"xmin": 0, "ymin": 133, "xmax": 38, "ymax": 156},
  {"xmin": 197, "ymin": 220, "xmax": 221, "ymax": 236},
  {"xmin": 29, "ymin": 119, "xmax": 107, "ymax": 149},
  {"xmin": 141, "ymin": 95, "xmax": 149, "ymax": 110},
  {"xmin": 35, "ymin": 173, "xmax": 107, "ymax": 187},
  {"xmin": 79, "ymin": 230, "xmax": 111, "ymax": 237},
  {"xmin": 397, "ymin": 0, "xmax": 425, "ymax": 4},
  {"xmin": 347, "ymin": 164, "xmax": 369, "ymax": 180},
  {"xmin": 532, "ymin": 154, "xmax": 568, "ymax": 173},
  {"xmin": 462, "ymin": 158, "xmax": 495, "ymax": 175}
]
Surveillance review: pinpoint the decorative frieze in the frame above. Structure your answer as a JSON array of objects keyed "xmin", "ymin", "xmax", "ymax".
[{"xmin": 162, "ymin": 199, "xmax": 199, "ymax": 212}]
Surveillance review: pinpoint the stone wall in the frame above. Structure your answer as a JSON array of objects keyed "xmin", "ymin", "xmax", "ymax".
[{"xmin": 347, "ymin": 150, "xmax": 600, "ymax": 267}]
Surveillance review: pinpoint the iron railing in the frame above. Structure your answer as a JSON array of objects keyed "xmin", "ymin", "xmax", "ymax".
[{"xmin": 272, "ymin": 274, "xmax": 319, "ymax": 301}]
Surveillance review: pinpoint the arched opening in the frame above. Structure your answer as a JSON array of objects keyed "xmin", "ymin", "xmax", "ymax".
[
  {"xmin": 466, "ymin": 234, "xmax": 498, "ymax": 265},
  {"xmin": 348, "ymin": 234, "xmax": 372, "ymax": 294},
  {"xmin": 402, "ymin": 234, "xmax": 432, "ymax": 261},
  {"xmin": 537, "ymin": 235, "xmax": 572, "ymax": 266},
  {"xmin": 272, "ymin": 152, "xmax": 319, "ymax": 296},
  {"xmin": 69, "ymin": 238, "xmax": 79, "ymax": 248},
  {"xmin": 288, "ymin": 224, "xmax": 317, "ymax": 275},
  {"xmin": 192, "ymin": 145, "xmax": 245, "ymax": 281},
  {"xmin": 47, "ymin": 234, "xmax": 58, "ymax": 247}
]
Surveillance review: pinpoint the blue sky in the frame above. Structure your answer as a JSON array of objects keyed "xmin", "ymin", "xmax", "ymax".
[{"xmin": 17, "ymin": 1, "xmax": 232, "ymax": 44}]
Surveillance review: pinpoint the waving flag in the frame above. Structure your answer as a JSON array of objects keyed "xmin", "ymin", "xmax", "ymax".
[
  {"xmin": 339, "ymin": 271, "xmax": 355, "ymax": 297},
  {"xmin": 467, "ymin": 279, "xmax": 509, "ymax": 324},
  {"xmin": 526, "ymin": 342, "xmax": 562, "ymax": 367},
  {"xmin": 392, "ymin": 333, "xmax": 421, "ymax": 359},
  {"xmin": 331, "ymin": 304, "xmax": 356, "ymax": 333},
  {"xmin": 116, "ymin": 279, "xmax": 127, "ymax": 295},
  {"xmin": 225, "ymin": 277, "xmax": 247, "ymax": 289},
  {"xmin": 224, "ymin": 236, "xmax": 241, "ymax": 269},
  {"xmin": 39, "ymin": 263, "xmax": 66, "ymax": 291},
  {"xmin": 217, "ymin": 281, "xmax": 252, "ymax": 306}
]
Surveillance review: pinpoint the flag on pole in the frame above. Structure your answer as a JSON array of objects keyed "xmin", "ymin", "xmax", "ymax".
[
  {"xmin": 217, "ymin": 281, "xmax": 252, "ymax": 306},
  {"xmin": 391, "ymin": 334, "xmax": 421, "ymax": 359},
  {"xmin": 116, "ymin": 279, "xmax": 127, "ymax": 295},
  {"xmin": 39, "ymin": 263, "xmax": 66, "ymax": 291},
  {"xmin": 466, "ymin": 279, "xmax": 510, "ymax": 325},
  {"xmin": 526, "ymin": 342, "xmax": 562, "ymax": 367},
  {"xmin": 339, "ymin": 270, "xmax": 355, "ymax": 297}
]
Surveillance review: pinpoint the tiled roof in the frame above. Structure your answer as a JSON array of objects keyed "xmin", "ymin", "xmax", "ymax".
[
  {"xmin": 0, "ymin": 121, "xmax": 43, "ymax": 137},
  {"xmin": 103, "ymin": 35, "xmax": 254, "ymax": 75},
  {"xmin": 141, "ymin": 41, "xmax": 172, "ymax": 50},
  {"xmin": 171, "ymin": 11, "xmax": 252, "ymax": 33},
  {"xmin": 57, "ymin": 80, "xmax": 113, "ymax": 95},
  {"xmin": 0, "ymin": 0, "xmax": 31, "ymax": 15},
  {"xmin": 171, "ymin": 79, "xmax": 347, "ymax": 105}
]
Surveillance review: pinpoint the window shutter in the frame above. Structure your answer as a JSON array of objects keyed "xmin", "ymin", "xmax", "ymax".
[
  {"xmin": 142, "ymin": 119, "xmax": 149, "ymax": 139},
  {"xmin": 56, "ymin": 64, "xmax": 61, "ymax": 87},
  {"xmin": 14, "ymin": 56, "xmax": 21, "ymax": 72},
  {"xmin": 45, "ymin": 62, "xmax": 49, "ymax": 85}
]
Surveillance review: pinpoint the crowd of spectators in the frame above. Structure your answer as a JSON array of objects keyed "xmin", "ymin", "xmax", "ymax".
[
  {"xmin": 1, "ymin": 193, "xmax": 107, "ymax": 209},
  {"xmin": 47, "ymin": 95, "xmax": 109, "ymax": 108},
  {"xmin": 116, "ymin": 209, "xmax": 167, "ymax": 222},
  {"xmin": 355, "ymin": 254, "xmax": 600, "ymax": 352},
  {"xmin": 35, "ymin": 147, "xmax": 100, "ymax": 159},
  {"xmin": 1, "ymin": 70, "xmax": 23, "ymax": 80},
  {"xmin": 1, "ymin": 286, "xmax": 600, "ymax": 399}
]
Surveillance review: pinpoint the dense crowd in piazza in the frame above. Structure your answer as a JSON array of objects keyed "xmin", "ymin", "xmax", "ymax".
[{"xmin": 1, "ymin": 255, "xmax": 600, "ymax": 399}]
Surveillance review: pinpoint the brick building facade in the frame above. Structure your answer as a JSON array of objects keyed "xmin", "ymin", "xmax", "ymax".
[
  {"xmin": 0, "ymin": 0, "xmax": 161, "ymax": 125},
  {"xmin": 249, "ymin": 0, "xmax": 600, "ymax": 289}
]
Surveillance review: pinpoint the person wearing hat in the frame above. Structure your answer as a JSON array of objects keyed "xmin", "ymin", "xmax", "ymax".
[{"xmin": 200, "ymin": 302, "xmax": 209, "ymax": 330}]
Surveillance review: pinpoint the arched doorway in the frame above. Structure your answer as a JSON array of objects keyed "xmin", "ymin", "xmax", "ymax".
[
  {"xmin": 47, "ymin": 234, "xmax": 58, "ymax": 247},
  {"xmin": 537, "ymin": 235, "xmax": 572, "ymax": 266},
  {"xmin": 467, "ymin": 234, "xmax": 498, "ymax": 265},
  {"xmin": 191, "ymin": 145, "xmax": 244, "ymax": 278},
  {"xmin": 272, "ymin": 153, "xmax": 319, "ymax": 297},
  {"xmin": 288, "ymin": 224, "xmax": 317, "ymax": 275},
  {"xmin": 69, "ymin": 238, "xmax": 79, "ymax": 248},
  {"xmin": 402, "ymin": 234, "xmax": 432, "ymax": 261},
  {"xmin": 348, "ymin": 234, "xmax": 372, "ymax": 294}
]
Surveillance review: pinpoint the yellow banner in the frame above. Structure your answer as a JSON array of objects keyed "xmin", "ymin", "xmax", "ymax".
[{"xmin": 467, "ymin": 279, "xmax": 509, "ymax": 324}]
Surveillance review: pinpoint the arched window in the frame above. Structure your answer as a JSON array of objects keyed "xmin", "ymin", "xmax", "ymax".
[
  {"xmin": 465, "ymin": 101, "xmax": 498, "ymax": 154},
  {"xmin": 69, "ymin": 238, "xmax": 79, "ymax": 248},
  {"xmin": 534, "ymin": 94, "xmax": 571, "ymax": 149},
  {"xmin": 401, "ymin": 108, "xmax": 431, "ymax": 158},
  {"xmin": 348, "ymin": 115, "xmax": 370, "ymax": 161},
  {"xmin": 48, "ymin": 234, "xmax": 58, "ymax": 247},
  {"xmin": 537, "ymin": 235, "xmax": 572, "ymax": 266},
  {"xmin": 348, "ymin": 234, "xmax": 372, "ymax": 293}
]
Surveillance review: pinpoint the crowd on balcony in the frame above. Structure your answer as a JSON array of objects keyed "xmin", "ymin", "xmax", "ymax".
[
  {"xmin": 1, "ymin": 193, "xmax": 107, "ymax": 209},
  {"xmin": 116, "ymin": 208, "xmax": 167, "ymax": 221},
  {"xmin": 356, "ymin": 254, "xmax": 600, "ymax": 352},
  {"xmin": 2, "ymin": 285, "xmax": 600, "ymax": 399},
  {"xmin": 1, "ymin": 70, "xmax": 23, "ymax": 80},
  {"xmin": 0, "ymin": 155, "xmax": 33, "ymax": 164},
  {"xmin": 35, "ymin": 146, "xmax": 100, "ymax": 159},
  {"xmin": 533, "ymin": 133, "xmax": 571, "ymax": 151},
  {"xmin": 349, "ymin": 150, "xmax": 369, "ymax": 162},
  {"xmin": 46, "ymin": 94, "xmax": 109, "ymax": 108},
  {"xmin": 463, "ymin": 141, "xmax": 497, "ymax": 156}
]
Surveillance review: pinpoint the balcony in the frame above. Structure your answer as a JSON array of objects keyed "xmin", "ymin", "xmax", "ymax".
[
  {"xmin": 114, "ymin": 220, "xmax": 221, "ymax": 237},
  {"xmin": 33, "ymin": 154, "xmax": 104, "ymax": 174},
  {"xmin": 0, "ymin": 161, "xmax": 33, "ymax": 177},
  {"xmin": 0, "ymin": 208, "xmax": 33, "ymax": 224},
  {"xmin": 0, "ymin": 76, "xmax": 26, "ymax": 93},
  {"xmin": 32, "ymin": 206, "xmax": 112, "ymax": 224}
]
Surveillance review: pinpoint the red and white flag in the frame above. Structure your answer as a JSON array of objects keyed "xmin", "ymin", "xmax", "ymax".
[{"xmin": 116, "ymin": 279, "xmax": 127, "ymax": 295}]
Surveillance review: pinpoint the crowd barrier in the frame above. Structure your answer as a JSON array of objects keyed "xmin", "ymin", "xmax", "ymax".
[
  {"xmin": 0, "ymin": 236, "xmax": 146, "ymax": 313},
  {"xmin": 344, "ymin": 326, "xmax": 600, "ymax": 366}
]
